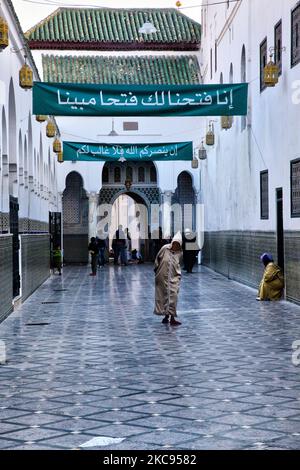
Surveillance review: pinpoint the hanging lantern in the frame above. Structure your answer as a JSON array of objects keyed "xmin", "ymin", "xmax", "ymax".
[
  {"xmin": 191, "ymin": 157, "xmax": 199, "ymax": 169},
  {"xmin": 206, "ymin": 124, "xmax": 215, "ymax": 146},
  {"xmin": 198, "ymin": 142, "xmax": 207, "ymax": 161},
  {"xmin": 0, "ymin": 17, "xmax": 9, "ymax": 50},
  {"xmin": 46, "ymin": 120, "xmax": 56, "ymax": 138},
  {"xmin": 125, "ymin": 179, "xmax": 132, "ymax": 191},
  {"xmin": 176, "ymin": 1, "xmax": 182, "ymax": 7},
  {"xmin": 264, "ymin": 58, "xmax": 279, "ymax": 87},
  {"xmin": 221, "ymin": 115, "xmax": 233, "ymax": 130},
  {"xmin": 53, "ymin": 138, "xmax": 62, "ymax": 154},
  {"xmin": 19, "ymin": 56, "xmax": 33, "ymax": 90},
  {"xmin": 36, "ymin": 115, "xmax": 47, "ymax": 123},
  {"xmin": 57, "ymin": 152, "xmax": 64, "ymax": 163}
]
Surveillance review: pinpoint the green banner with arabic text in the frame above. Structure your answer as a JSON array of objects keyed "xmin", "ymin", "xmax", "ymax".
[
  {"xmin": 63, "ymin": 141, "xmax": 193, "ymax": 162},
  {"xmin": 33, "ymin": 82, "xmax": 248, "ymax": 117}
]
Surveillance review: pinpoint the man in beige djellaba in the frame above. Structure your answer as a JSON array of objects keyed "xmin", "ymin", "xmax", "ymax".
[{"xmin": 154, "ymin": 232, "xmax": 183, "ymax": 326}]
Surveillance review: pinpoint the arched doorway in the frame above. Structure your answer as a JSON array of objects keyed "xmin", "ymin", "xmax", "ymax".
[
  {"xmin": 99, "ymin": 162, "xmax": 160, "ymax": 261},
  {"xmin": 109, "ymin": 191, "xmax": 150, "ymax": 261},
  {"xmin": 173, "ymin": 171, "xmax": 196, "ymax": 233},
  {"xmin": 63, "ymin": 171, "xmax": 89, "ymax": 263}
]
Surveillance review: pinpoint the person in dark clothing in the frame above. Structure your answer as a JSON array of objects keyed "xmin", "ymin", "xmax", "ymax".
[
  {"xmin": 112, "ymin": 225, "xmax": 127, "ymax": 266},
  {"xmin": 132, "ymin": 249, "xmax": 144, "ymax": 264},
  {"xmin": 183, "ymin": 229, "xmax": 200, "ymax": 274},
  {"xmin": 88, "ymin": 237, "xmax": 99, "ymax": 276},
  {"xmin": 150, "ymin": 229, "xmax": 162, "ymax": 261},
  {"xmin": 97, "ymin": 232, "xmax": 107, "ymax": 267}
]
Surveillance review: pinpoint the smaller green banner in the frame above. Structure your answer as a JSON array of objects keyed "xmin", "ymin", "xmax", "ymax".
[{"xmin": 63, "ymin": 141, "xmax": 193, "ymax": 161}]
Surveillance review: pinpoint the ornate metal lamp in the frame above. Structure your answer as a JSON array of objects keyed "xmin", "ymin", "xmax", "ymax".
[
  {"xmin": 191, "ymin": 140, "xmax": 208, "ymax": 168},
  {"xmin": 53, "ymin": 138, "xmax": 62, "ymax": 154},
  {"xmin": 198, "ymin": 141, "xmax": 207, "ymax": 161},
  {"xmin": 191, "ymin": 157, "xmax": 199, "ymax": 169},
  {"xmin": 46, "ymin": 120, "xmax": 56, "ymax": 138},
  {"xmin": 125, "ymin": 179, "xmax": 132, "ymax": 191},
  {"xmin": 19, "ymin": 55, "xmax": 33, "ymax": 90},
  {"xmin": 36, "ymin": 115, "xmax": 47, "ymax": 123},
  {"xmin": 221, "ymin": 115, "xmax": 233, "ymax": 130},
  {"xmin": 0, "ymin": 17, "xmax": 9, "ymax": 50},
  {"xmin": 206, "ymin": 123, "xmax": 215, "ymax": 146},
  {"xmin": 57, "ymin": 152, "xmax": 64, "ymax": 163},
  {"xmin": 264, "ymin": 55, "xmax": 279, "ymax": 87}
]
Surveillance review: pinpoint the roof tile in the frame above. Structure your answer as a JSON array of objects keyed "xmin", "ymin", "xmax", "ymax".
[
  {"xmin": 27, "ymin": 8, "xmax": 201, "ymax": 50},
  {"xmin": 42, "ymin": 54, "xmax": 201, "ymax": 85}
]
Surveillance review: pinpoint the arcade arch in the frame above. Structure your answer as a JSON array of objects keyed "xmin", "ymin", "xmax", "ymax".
[{"xmin": 62, "ymin": 171, "xmax": 89, "ymax": 263}]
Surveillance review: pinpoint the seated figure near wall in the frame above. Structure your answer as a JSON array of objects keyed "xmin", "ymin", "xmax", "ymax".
[{"xmin": 257, "ymin": 253, "xmax": 285, "ymax": 301}]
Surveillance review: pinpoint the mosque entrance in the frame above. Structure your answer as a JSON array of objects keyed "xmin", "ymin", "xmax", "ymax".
[
  {"xmin": 110, "ymin": 192, "xmax": 149, "ymax": 261},
  {"xmin": 99, "ymin": 162, "xmax": 161, "ymax": 262}
]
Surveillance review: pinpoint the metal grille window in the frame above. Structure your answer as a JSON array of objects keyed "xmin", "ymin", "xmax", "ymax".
[
  {"xmin": 292, "ymin": 3, "xmax": 300, "ymax": 67},
  {"xmin": 126, "ymin": 166, "xmax": 133, "ymax": 180},
  {"xmin": 63, "ymin": 172, "xmax": 82, "ymax": 224},
  {"xmin": 260, "ymin": 170, "xmax": 269, "ymax": 219},
  {"xmin": 291, "ymin": 159, "xmax": 300, "ymax": 217},
  {"xmin": 173, "ymin": 172, "xmax": 196, "ymax": 231},
  {"xmin": 114, "ymin": 167, "xmax": 121, "ymax": 183},
  {"xmin": 260, "ymin": 38, "xmax": 268, "ymax": 92},
  {"xmin": 275, "ymin": 20, "xmax": 282, "ymax": 75},
  {"xmin": 138, "ymin": 167, "xmax": 145, "ymax": 183},
  {"xmin": 150, "ymin": 166, "xmax": 157, "ymax": 183},
  {"xmin": 102, "ymin": 166, "xmax": 109, "ymax": 183},
  {"xmin": 177, "ymin": 172, "xmax": 195, "ymax": 204}
]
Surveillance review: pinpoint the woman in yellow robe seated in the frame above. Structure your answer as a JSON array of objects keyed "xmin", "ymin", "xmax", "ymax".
[{"xmin": 257, "ymin": 253, "xmax": 285, "ymax": 301}]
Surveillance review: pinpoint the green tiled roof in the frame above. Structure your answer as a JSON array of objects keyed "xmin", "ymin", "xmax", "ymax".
[
  {"xmin": 42, "ymin": 54, "xmax": 201, "ymax": 85},
  {"xmin": 27, "ymin": 8, "xmax": 201, "ymax": 50}
]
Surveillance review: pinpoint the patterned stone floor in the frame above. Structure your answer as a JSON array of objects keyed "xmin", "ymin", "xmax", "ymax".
[{"xmin": 0, "ymin": 264, "xmax": 300, "ymax": 450}]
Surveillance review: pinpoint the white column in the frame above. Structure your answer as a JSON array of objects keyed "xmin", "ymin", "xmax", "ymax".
[
  {"xmin": 161, "ymin": 190, "xmax": 173, "ymax": 240},
  {"xmin": 1, "ymin": 155, "xmax": 9, "ymax": 214},
  {"xmin": 88, "ymin": 192, "xmax": 98, "ymax": 240},
  {"xmin": 196, "ymin": 185, "xmax": 205, "ymax": 265}
]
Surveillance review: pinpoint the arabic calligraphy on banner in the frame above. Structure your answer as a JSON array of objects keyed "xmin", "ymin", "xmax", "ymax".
[
  {"xmin": 33, "ymin": 83, "xmax": 248, "ymax": 117},
  {"xmin": 63, "ymin": 141, "xmax": 193, "ymax": 161}
]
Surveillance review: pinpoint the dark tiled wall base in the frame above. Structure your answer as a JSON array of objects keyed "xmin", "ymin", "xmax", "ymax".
[
  {"xmin": 0, "ymin": 235, "xmax": 13, "ymax": 323},
  {"xmin": 1, "ymin": 214, "xmax": 48, "ymax": 235},
  {"xmin": 285, "ymin": 231, "xmax": 300, "ymax": 305},
  {"xmin": 0, "ymin": 212, "xmax": 9, "ymax": 233},
  {"xmin": 63, "ymin": 234, "xmax": 89, "ymax": 264},
  {"xmin": 202, "ymin": 231, "xmax": 277, "ymax": 290},
  {"xmin": 21, "ymin": 234, "xmax": 50, "ymax": 302},
  {"xmin": 203, "ymin": 230, "xmax": 300, "ymax": 304},
  {"xmin": 19, "ymin": 218, "xmax": 49, "ymax": 233}
]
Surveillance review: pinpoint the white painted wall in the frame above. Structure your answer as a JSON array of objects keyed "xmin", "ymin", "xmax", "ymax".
[
  {"xmin": 0, "ymin": 0, "xmax": 60, "ymax": 223},
  {"xmin": 201, "ymin": 0, "xmax": 300, "ymax": 233}
]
